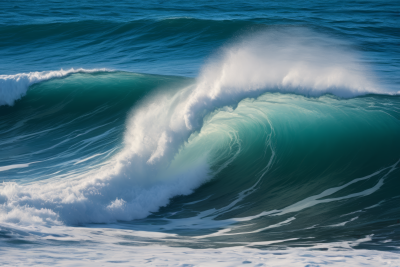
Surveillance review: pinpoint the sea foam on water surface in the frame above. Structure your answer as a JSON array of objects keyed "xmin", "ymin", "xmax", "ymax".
[{"xmin": 2, "ymin": 241, "xmax": 400, "ymax": 266}]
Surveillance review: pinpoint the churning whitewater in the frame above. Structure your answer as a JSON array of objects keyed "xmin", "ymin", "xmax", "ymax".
[{"xmin": 1, "ymin": 3, "xmax": 400, "ymax": 265}]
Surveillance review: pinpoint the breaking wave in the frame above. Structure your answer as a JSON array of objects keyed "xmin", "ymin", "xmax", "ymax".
[{"xmin": 0, "ymin": 31, "xmax": 399, "ymax": 255}]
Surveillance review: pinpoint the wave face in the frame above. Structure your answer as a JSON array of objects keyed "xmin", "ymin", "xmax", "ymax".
[{"xmin": 1, "ymin": 1, "xmax": 400, "ymax": 266}]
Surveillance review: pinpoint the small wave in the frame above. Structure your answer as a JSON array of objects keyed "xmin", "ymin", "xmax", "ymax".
[{"xmin": 0, "ymin": 68, "xmax": 111, "ymax": 106}]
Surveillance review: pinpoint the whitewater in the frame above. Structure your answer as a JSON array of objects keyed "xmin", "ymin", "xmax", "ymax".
[{"xmin": 1, "ymin": 1, "xmax": 400, "ymax": 266}]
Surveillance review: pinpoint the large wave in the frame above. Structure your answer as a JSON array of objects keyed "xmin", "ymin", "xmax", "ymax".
[{"xmin": 0, "ymin": 29, "xmax": 399, "ymax": 230}]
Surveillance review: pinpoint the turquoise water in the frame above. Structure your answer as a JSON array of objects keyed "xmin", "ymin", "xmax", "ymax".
[{"xmin": 1, "ymin": 1, "xmax": 400, "ymax": 265}]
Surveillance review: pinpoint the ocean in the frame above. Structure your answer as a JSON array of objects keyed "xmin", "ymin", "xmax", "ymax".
[{"xmin": 1, "ymin": 1, "xmax": 400, "ymax": 266}]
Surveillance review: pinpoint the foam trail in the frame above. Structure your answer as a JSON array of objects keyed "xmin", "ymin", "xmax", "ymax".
[{"xmin": 0, "ymin": 68, "xmax": 110, "ymax": 106}]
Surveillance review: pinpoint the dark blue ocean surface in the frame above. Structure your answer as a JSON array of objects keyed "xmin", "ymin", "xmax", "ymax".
[
  {"xmin": 1, "ymin": 1, "xmax": 399, "ymax": 79},
  {"xmin": 0, "ymin": 1, "xmax": 400, "ymax": 266}
]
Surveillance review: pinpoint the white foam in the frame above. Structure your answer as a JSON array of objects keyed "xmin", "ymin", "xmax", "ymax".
[
  {"xmin": 0, "ymin": 68, "xmax": 110, "ymax": 106},
  {"xmin": 0, "ymin": 222, "xmax": 397, "ymax": 266},
  {"xmin": 1, "ymin": 240, "xmax": 399, "ymax": 266}
]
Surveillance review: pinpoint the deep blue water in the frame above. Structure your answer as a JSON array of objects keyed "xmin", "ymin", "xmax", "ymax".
[{"xmin": 1, "ymin": 1, "xmax": 400, "ymax": 266}]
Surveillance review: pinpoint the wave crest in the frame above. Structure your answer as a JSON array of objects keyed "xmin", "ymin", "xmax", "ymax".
[{"xmin": 183, "ymin": 28, "xmax": 387, "ymax": 129}]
